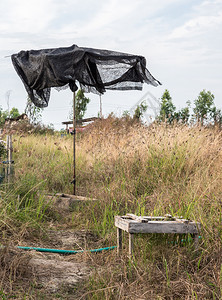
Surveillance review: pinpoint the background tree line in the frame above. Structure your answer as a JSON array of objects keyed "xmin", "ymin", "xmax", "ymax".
[
  {"xmin": 1, "ymin": 89, "xmax": 221, "ymax": 129},
  {"xmin": 1, "ymin": 90, "xmax": 91, "ymax": 130},
  {"xmin": 157, "ymin": 89, "xmax": 222, "ymax": 126},
  {"xmin": 0, "ymin": 107, "xmax": 20, "ymax": 127},
  {"xmin": 0, "ymin": 98, "xmax": 43, "ymax": 128}
]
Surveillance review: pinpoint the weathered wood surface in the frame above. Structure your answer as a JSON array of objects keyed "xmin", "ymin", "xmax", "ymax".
[
  {"xmin": 194, "ymin": 234, "xmax": 199, "ymax": 249},
  {"xmin": 125, "ymin": 213, "xmax": 189, "ymax": 222},
  {"xmin": 6, "ymin": 135, "xmax": 13, "ymax": 183},
  {"xmin": 115, "ymin": 214, "xmax": 201, "ymax": 256},
  {"xmin": 125, "ymin": 213, "xmax": 166, "ymax": 221},
  {"xmin": 129, "ymin": 233, "xmax": 134, "ymax": 256},
  {"xmin": 115, "ymin": 216, "xmax": 129, "ymax": 231},
  {"xmin": 62, "ymin": 117, "xmax": 100, "ymax": 125},
  {"xmin": 117, "ymin": 228, "xmax": 122, "ymax": 255},
  {"xmin": 54, "ymin": 193, "xmax": 97, "ymax": 201},
  {"xmin": 115, "ymin": 216, "xmax": 201, "ymax": 234},
  {"xmin": 46, "ymin": 194, "xmax": 98, "ymax": 211},
  {"xmin": 128, "ymin": 221, "xmax": 200, "ymax": 234}
]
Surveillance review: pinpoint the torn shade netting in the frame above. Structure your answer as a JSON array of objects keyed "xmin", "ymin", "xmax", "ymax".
[{"xmin": 11, "ymin": 44, "xmax": 161, "ymax": 108}]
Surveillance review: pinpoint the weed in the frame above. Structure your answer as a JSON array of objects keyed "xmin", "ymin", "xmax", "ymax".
[{"xmin": 0, "ymin": 119, "xmax": 221, "ymax": 299}]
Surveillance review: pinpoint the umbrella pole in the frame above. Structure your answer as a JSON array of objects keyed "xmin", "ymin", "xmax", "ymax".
[{"xmin": 73, "ymin": 91, "xmax": 76, "ymax": 195}]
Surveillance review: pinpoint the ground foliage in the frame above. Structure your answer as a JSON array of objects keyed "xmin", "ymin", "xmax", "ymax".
[{"xmin": 0, "ymin": 116, "xmax": 221, "ymax": 299}]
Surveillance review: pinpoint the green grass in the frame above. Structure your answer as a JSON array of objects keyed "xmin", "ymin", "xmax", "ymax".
[{"xmin": 0, "ymin": 119, "xmax": 221, "ymax": 299}]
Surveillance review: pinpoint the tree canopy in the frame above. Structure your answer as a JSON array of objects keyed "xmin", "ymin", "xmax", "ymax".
[
  {"xmin": 0, "ymin": 106, "xmax": 20, "ymax": 127},
  {"xmin": 70, "ymin": 89, "xmax": 90, "ymax": 121},
  {"xmin": 25, "ymin": 97, "xmax": 43, "ymax": 124},
  {"xmin": 193, "ymin": 90, "xmax": 215, "ymax": 125},
  {"xmin": 158, "ymin": 89, "xmax": 176, "ymax": 123},
  {"xmin": 156, "ymin": 89, "xmax": 221, "ymax": 126}
]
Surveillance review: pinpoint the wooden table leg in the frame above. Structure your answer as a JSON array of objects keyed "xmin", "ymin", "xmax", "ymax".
[
  {"xmin": 117, "ymin": 227, "xmax": 122, "ymax": 255},
  {"xmin": 194, "ymin": 234, "xmax": 199, "ymax": 250},
  {"xmin": 129, "ymin": 233, "xmax": 134, "ymax": 256}
]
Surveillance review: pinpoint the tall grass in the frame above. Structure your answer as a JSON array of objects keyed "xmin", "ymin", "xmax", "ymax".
[
  {"xmin": 2, "ymin": 117, "xmax": 221, "ymax": 299},
  {"xmin": 0, "ymin": 180, "xmax": 54, "ymax": 244}
]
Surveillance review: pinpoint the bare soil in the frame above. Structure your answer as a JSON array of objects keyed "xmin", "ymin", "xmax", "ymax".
[{"xmin": 0, "ymin": 230, "xmax": 100, "ymax": 297}]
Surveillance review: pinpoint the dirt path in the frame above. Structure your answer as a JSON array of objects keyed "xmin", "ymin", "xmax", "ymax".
[
  {"xmin": 25, "ymin": 230, "xmax": 93, "ymax": 293},
  {"xmin": 1, "ymin": 230, "xmax": 100, "ymax": 297}
]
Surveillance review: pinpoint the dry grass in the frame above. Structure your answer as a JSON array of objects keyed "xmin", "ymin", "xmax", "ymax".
[{"xmin": 0, "ymin": 116, "xmax": 221, "ymax": 299}]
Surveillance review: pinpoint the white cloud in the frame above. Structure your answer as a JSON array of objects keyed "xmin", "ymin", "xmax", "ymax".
[
  {"xmin": 0, "ymin": 0, "xmax": 56, "ymax": 33},
  {"xmin": 169, "ymin": 13, "xmax": 222, "ymax": 39},
  {"xmin": 0, "ymin": 0, "xmax": 222, "ymax": 129},
  {"xmin": 168, "ymin": 0, "xmax": 222, "ymax": 39},
  {"xmin": 57, "ymin": 0, "xmax": 139, "ymax": 39},
  {"xmin": 160, "ymin": 0, "xmax": 222, "ymax": 67}
]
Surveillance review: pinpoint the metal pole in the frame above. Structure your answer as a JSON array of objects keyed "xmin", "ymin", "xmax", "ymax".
[
  {"xmin": 99, "ymin": 94, "xmax": 102, "ymax": 118},
  {"xmin": 6, "ymin": 135, "xmax": 12, "ymax": 184},
  {"xmin": 73, "ymin": 91, "xmax": 76, "ymax": 195}
]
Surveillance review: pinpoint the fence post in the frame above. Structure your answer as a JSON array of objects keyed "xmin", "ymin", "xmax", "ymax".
[{"xmin": 6, "ymin": 135, "xmax": 13, "ymax": 183}]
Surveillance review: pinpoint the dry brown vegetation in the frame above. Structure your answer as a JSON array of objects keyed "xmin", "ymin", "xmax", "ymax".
[{"xmin": 0, "ymin": 116, "xmax": 221, "ymax": 299}]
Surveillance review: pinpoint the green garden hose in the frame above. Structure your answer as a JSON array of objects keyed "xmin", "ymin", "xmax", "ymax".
[{"xmin": 17, "ymin": 245, "xmax": 117, "ymax": 254}]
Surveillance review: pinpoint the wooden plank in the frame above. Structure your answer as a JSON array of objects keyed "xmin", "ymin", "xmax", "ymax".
[
  {"xmin": 125, "ymin": 214, "xmax": 183, "ymax": 222},
  {"xmin": 115, "ymin": 216, "xmax": 129, "ymax": 232},
  {"xmin": 115, "ymin": 215, "xmax": 201, "ymax": 258},
  {"xmin": 128, "ymin": 222, "xmax": 200, "ymax": 234},
  {"xmin": 126, "ymin": 214, "xmax": 166, "ymax": 221},
  {"xmin": 55, "ymin": 193, "xmax": 97, "ymax": 201},
  {"xmin": 6, "ymin": 135, "xmax": 13, "ymax": 184},
  {"xmin": 129, "ymin": 233, "xmax": 134, "ymax": 256},
  {"xmin": 141, "ymin": 216, "xmax": 165, "ymax": 220},
  {"xmin": 117, "ymin": 228, "xmax": 122, "ymax": 255},
  {"xmin": 124, "ymin": 214, "xmax": 147, "ymax": 223},
  {"xmin": 125, "ymin": 214, "xmax": 150, "ymax": 223},
  {"xmin": 126, "ymin": 213, "xmax": 139, "ymax": 220},
  {"xmin": 115, "ymin": 216, "xmax": 201, "ymax": 233},
  {"xmin": 62, "ymin": 117, "xmax": 100, "ymax": 125},
  {"xmin": 46, "ymin": 194, "xmax": 98, "ymax": 211},
  {"xmin": 121, "ymin": 219, "xmax": 197, "ymax": 225},
  {"xmin": 194, "ymin": 234, "xmax": 199, "ymax": 249},
  {"xmin": 175, "ymin": 218, "xmax": 189, "ymax": 224}
]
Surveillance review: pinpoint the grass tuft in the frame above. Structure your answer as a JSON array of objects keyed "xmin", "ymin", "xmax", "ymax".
[{"xmin": 0, "ymin": 118, "xmax": 221, "ymax": 299}]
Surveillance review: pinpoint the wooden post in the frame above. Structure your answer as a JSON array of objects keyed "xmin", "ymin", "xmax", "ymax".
[
  {"xmin": 194, "ymin": 234, "xmax": 199, "ymax": 250},
  {"xmin": 99, "ymin": 94, "xmax": 102, "ymax": 118},
  {"xmin": 6, "ymin": 135, "xmax": 12, "ymax": 183},
  {"xmin": 7, "ymin": 135, "xmax": 12, "ymax": 163},
  {"xmin": 117, "ymin": 228, "xmax": 122, "ymax": 255},
  {"xmin": 73, "ymin": 91, "xmax": 76, "ymax": 195},
  {"xmin": 129, "ymin": 233, "xmax": 134, "ymax": 256}
]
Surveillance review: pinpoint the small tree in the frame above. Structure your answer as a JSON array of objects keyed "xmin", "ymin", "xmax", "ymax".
[
  {"xmin": 158, "ymin": 89, "xmax": 176, "ymax": 123},
  {"xmin": 9, "ymin": 107, "xmax": 20, "ymax": 119},
  {"xmin": 175, "ymin": 101, "xmax": 191, "ymax": 124},
  {"xmin": 210, "ymin": 106, "xmax": 222, "ymax": 127},
  {"xmin": 0, "ymin": 107, "xmax": 7, "ymax": 127},
  {"xmin": 25, "ymin": 97, "xmax": 43, "ymax": 124},
  {"xmin": 133, "ymin": 101, "xmax": 148, "ymax": 121},
  {"xmin": 70, "ymin": 89, "xmax": 90, "ymax": 121},
  {"xmin": 0, "ymin": 141, "xmax": 6, "ymax": 158},
  {"xmin": 193, "ymin": 90, "xmax": 215, "ymax": 125},
  {"xmin": 0, "ymin": 106, "xmax": 20, "ymax": 127}
]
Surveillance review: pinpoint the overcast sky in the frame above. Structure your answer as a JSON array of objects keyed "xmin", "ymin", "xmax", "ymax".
[{"xmin": 0, "ymin": 0, "xmax": 221, "ymax": 129}]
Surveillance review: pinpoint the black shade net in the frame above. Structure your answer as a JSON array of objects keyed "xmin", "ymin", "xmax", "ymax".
[{"xmin": 11, "ymin": 44, "xmax": 161, "ymax": 108}]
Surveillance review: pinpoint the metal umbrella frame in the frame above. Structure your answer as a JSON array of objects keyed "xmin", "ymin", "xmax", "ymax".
[{"xmin": 11, "ymin": 44, "xmax": 161, "ymax": 195}]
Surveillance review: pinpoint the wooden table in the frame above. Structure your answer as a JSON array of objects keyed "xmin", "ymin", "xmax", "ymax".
[{"xmin": 115, "ymin": 214, "xmax": 201, "ymax": 256}]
